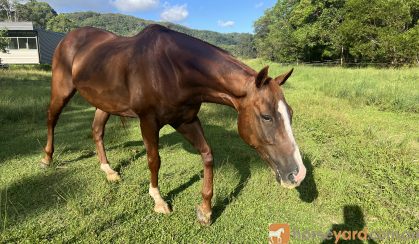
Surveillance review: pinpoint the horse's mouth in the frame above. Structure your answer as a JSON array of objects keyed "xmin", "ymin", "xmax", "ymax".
[{"xmin": 257, "ymin": 151, "xmax": 301, "ymax": 189}]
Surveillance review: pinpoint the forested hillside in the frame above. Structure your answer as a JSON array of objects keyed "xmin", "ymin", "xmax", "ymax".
[
  {"xmin": 254, "ymin": 0, "xmax": 418, "ymax": 65},
  {"xmin": 59, "ymin": 11, "xmax": 256, "ymax": 57},
  {"xmin": 0, "ymin": 0, "xmax": 256, "ymax": 58}
]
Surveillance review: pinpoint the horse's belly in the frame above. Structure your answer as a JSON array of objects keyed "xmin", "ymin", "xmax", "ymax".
[
  {"xmin": 76, "ymin": 85, "xmax": 136, "ymax": 117},
  {"xmin": 158, "ymin": 104, "xmax": 201, "ymax": 125}
]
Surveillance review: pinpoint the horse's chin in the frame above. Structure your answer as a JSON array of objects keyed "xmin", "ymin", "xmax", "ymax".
[{"xmin": 280, "ymin": 181, "xmax": 300, "ymax": 189}]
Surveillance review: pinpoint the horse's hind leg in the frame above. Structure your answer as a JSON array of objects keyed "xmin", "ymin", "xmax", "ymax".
[
  {"xmin": 41, "ymin": 72, "xmax": 75, "ymax": 166},
  {"xmin": 92, "ymin": 108, "xmax": 121, "ymax": 182}
]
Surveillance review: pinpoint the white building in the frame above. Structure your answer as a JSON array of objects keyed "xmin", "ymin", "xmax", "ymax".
[{"xmin": 0, "ymin": 22, "xmax": 65, "ymax": 65}]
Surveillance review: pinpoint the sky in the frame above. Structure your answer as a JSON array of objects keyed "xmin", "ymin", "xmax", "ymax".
[{"xmin": 40, "ymin": 0, "xmax": 276, "ymax": 33}]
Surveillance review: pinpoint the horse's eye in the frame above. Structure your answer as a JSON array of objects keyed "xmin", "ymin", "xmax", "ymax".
[{"xmin": 261, "ymin": 114, "xmax": 273, "ymax": 122}]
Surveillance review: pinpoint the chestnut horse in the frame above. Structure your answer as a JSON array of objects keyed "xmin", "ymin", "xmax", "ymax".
[{"xmin": 41, "ymin": 24, "xmax": 306, "ymax": 224}]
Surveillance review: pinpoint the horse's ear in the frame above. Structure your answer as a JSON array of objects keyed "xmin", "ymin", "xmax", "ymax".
[
  {"xmin": 274, "ymin": 68, "xmax": 294, "ymax": 86},
  {"xmin": 255, "ymin": 66, "xmax": 271, "ymax": 88}
]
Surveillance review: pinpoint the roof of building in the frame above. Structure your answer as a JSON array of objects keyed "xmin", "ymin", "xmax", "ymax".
[
  {"xmin": 0, "ymin": 22, "xmax": 33, "ymax": 30},
  {"xmin": 37, "ymin": 29, "xmax": 65, "ymax": 64}
]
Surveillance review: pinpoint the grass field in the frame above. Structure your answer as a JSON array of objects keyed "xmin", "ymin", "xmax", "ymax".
[{"xmin": 0, "ymin": 62, "xmax": 418, "ymax": 243}]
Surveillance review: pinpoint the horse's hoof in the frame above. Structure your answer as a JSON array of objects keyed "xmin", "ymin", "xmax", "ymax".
[
  {"xmin": 40, "ymin": 158, "xmax": 51, "ymax": 168},
  {"xmin": 154, "ymin": 202, "xmax": 171, "ymax": 214},
  {"xmin": 40, "ymin": 162, "xmax": 49, "ymax": 168},
  {"xmin": 106, "ymin": 173, "xmax": 121, "ymax": 182},
  {"xmin": 196, "ymin": 205, "xmax": 211, "ymax": 226}
]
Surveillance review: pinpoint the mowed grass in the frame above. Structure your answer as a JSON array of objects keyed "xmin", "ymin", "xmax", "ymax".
[{"xmin": 0, "ymin": 63, "xmax": 418, "ymax": 243}]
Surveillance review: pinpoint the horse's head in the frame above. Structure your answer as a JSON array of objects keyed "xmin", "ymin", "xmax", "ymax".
[{"xmin": 237, "ymin": 66, "xmax": 306, "ymax": 188}]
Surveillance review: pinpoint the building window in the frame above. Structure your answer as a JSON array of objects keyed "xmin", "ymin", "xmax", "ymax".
[
  {"xmin": 28, "ymin": 38, "xmax": 37, "ymax": 49},
  {"xmin": 18, "ymin": 38, "xmax": 27, "ymax": 49},
  {"xmin": 8, "ymin": 38, "xmax": 18, "ymax": 49},
  {"xmin": 7, "ymin": 37, "xmax": 37, "ymax": 50}
]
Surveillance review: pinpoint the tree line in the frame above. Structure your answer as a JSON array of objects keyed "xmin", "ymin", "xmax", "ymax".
[
  {"xmin": 254, "ymin": 0, "xmax": 418, "ymax": 65},
  {"xmin": 1, "ymin": 0, "xmax": 418, "ymax": 65},
  {"xmin": 0, "ymin": 0, "xmax": 56, "ymax": 28}
]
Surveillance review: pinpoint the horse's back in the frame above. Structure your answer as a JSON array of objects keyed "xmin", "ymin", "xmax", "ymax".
[{"xmin": 53, "ymin": 27, "xmax": 117, "ymax": 72}]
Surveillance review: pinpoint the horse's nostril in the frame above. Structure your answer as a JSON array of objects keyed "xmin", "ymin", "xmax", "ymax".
[
  {"xmin": 287, "ymin": 167, "xmax": 299, "ymax": 183},
  {"xmin": 288, "ymin": 172, "xmax": 297, "ymax": 183}
]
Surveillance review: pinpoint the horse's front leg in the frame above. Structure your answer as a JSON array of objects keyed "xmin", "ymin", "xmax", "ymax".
[
  {"xmin": 140, "ymin": 117, "xmax": 171, "ymax": 214},
  {"xmin": 173, "ymin": 117, "xmax": 213, "ymax": 225}
]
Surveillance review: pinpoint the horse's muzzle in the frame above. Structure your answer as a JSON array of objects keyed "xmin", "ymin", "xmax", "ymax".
[{"xmin": 275, "ymin": 166, "xmax": 306, "ymax": 189}]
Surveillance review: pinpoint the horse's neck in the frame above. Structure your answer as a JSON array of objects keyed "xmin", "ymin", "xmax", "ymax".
[{"xmin": 199, "ymin": 56, "xmax": 255, "ymax": 110}]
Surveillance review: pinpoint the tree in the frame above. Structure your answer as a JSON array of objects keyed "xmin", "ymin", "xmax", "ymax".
[
  {"xmin": 289, "ymin": 0, "xmax": 346, "ymax": 61},
  {"xmin": 46, "ymin": 14, "xmax": 77, "ymax": 33},
  {"xmin": 0, "ymin": 28, "xmax": 8, "ymax": 52},
  {"xmin": 0, "ymin": 0, "xmax": 21, "ymax": 21},
  {"xmin": 339, "ymin": 0, "xmax": 414, "ymax": 63},
  {"xmin": 254, "ymin": 0, "xmax": 346, "ymax": 62},
  {"xmin": 1, "ymin": 0, "xmax": 57, "ymax": 29},
  {"xmin": 254, "ymin": 0, "xmax": 300, "ymax": 62},
  {"xmin": 254, "ymin": 0, "xmax": 418, "ymax": 65},
  {"xmin": 233, "ymin": 34, "xmax": 257, "ymax": 58},
  {"xmin": 15, "ymin": 0, "xmax": 57, "ymax": 29},
  {"xmin": 253, "ymin": 7, "xmax": 275, "ymax": 60}
]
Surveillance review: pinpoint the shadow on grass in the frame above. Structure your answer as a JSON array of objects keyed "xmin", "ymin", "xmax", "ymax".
[
  {"xmin": 109, "ymin": 140, "xmax": 147, "ymax": 174},
  {"xmin": 296, "ymin": 154, "xmax": 318, "ymax": 203},
  {"xmin": 0, "ymin": 170, "xmax": 76, "ymax": 234},
  {"xmin": 321, "ymin": 205, "xmax": 377, "ymax": 244},
  {"xmin": 211, "ymin": 165, "xmax": 250, "ymax": 224},
  {"xmin": 61, "ymin": 150, "xmax": 96, "ymax": 164},
  {"xmin": 165, "ymin": 173, "xmax": 202, "ymax": 206},
  {"xmin": 0, "ymin": 103, "xmax": 94, "ymax": 164}
]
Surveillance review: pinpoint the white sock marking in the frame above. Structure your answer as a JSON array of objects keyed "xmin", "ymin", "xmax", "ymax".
[
  {"xmin": 100, "ymin": 163, "xmax": 116, "ymax": 174},
  {"xmin": 149, "ymin": 184, "xmax": 165, "ymax": 204}
]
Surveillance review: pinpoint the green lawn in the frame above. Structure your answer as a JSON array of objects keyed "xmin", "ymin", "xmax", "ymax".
[{"xmin": 0, "ymin": 63, "xmax": 418, "ymax": 243}]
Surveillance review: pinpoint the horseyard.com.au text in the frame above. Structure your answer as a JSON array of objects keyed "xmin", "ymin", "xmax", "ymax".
[
  {"xmin": 269, "ymin": 223, "xmax": 418, "ymax": 243},
  {"xmin": 291, "ymin": 228, "xmax": 418, "ymax": 243}
]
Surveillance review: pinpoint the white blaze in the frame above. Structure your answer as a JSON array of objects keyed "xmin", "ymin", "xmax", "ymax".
[
  {"xmin": 278, "ymin": 100, "xmax": 306, "ymax": 181},
  {"xmin": 278, "ymin": 100, "xmax": 296, "ymax": 146}
]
